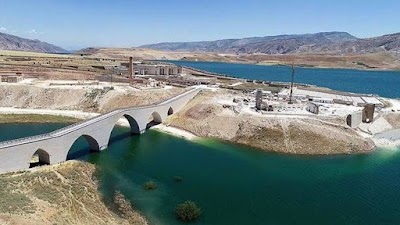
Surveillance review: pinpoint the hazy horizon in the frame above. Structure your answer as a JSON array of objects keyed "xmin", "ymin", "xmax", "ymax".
[{"xmin": 1, "ymin": 0, "xmax": 399, "ymax": 50}]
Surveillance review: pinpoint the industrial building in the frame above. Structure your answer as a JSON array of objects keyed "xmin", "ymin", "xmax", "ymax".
[
  {"xmin": 0, "ymin": 73, "xmax": 24, "ymax": 83},
  {"xmin": 121, "ymin": 61, "xmax": 182, "ymax": 76},
  {"xmin": 278, "ymin": 88, "xmax": 384, "ymax": 107}
]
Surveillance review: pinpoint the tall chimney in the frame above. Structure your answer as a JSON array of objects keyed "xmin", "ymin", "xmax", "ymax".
[
  {"xmin": 129, "ymin": 57, "xmax": 133, "ymax": 83},
  {"xmin": 255, "ymin": 89, "xmax": 262, "ymax": 110}
]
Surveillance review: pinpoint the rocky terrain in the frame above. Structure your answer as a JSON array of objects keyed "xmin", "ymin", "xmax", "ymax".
[
  {"xmin": 0, "ymin": 161, "xmax": 147, "ymax": 225},
  {"xmin": 0, "ymin": 84, "xmax": 184, "ymax": 113},
  {"xmin": 167, "ymin": 89, "xmax": 375, "ymax": 155},
  {"xmin": 0, "ymin": 32, "xmax": 67, "ymax": 53},
  {"xmin": 140, "ymin": 31, "xmax": 400, "ymax": 56},
  {"xmin": 384, "ymin": 113, "xmax": 400, "ymax": 129}
]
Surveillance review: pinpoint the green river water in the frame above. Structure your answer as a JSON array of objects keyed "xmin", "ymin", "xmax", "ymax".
[{"xmin": 2, "ymin": 123, "xmax": 400, "ymax": 225}]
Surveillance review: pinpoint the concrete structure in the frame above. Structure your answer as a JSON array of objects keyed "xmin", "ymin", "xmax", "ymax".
[
  {"xmin": 362, "ymin": 97, "xmax": 384, "ymax": 108},
  {"xmin": 346, "ymin": 111, "xmax": 363, "ymax": 128},
  {"xmin": 0, "ymin": 73, "xmax": 24, "ymax": 83},
  {"xmin": 0, "ymin": 88, "xmax": 201, "ymax": 174},
  {"xmin": 362, "ymin": 104, "xmax": 375, "ymax": 123},
  {"xmin": 272, "ymin": 103, "xmax": 303, "ymax": 112},
  {"xmin": 134, "ymin": 64, "xmax": 182, "ymax": 76},
  {"xmin": 312, "ymin": 97, "xmax": 334, "ymax": 104},
  {"xmin": 345, "ymin": 104, "xmax": 376, "ymax": 128},
  {"xmin": 306, "ymin": 102, "xmax": 320, "ymax": 114},
  {"xmin": 148, "ymin": 78, "xmax": 164, "ymax": 88},
  {"xmin": 278, "ymin": 88, "xmax": 384, "ymax": 107},
  {"xmin": 121, "ymin": 62, "xmax": 182, "ymax": 76},
  {"xmin": 252, "ymin": 90, "xmax": 273, "ymax": 97}
]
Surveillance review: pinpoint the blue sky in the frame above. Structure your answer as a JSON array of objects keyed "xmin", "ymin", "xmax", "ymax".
[{"xmin": 0, "ymin": 0, "xmax": 399, "ymax": 50}]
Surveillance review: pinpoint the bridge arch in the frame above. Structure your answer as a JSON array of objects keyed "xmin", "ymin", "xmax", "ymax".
[
  {"xmin": 66, "ymin": 134, "xmax": 100, "ymax": 160},
  {"xmin": 30, "ymin": 149, "xmax": 50, "ymax": 168},
  {"xmin": 167, "ymin": 106, "xmax": 174, "ymax": 116},
  {"xmin": 146, "ymin": 111, "xmax": 162, "ymax": 129},
  {"xmin": 122, "ymin": 114, "xmax": 140, "ymax": 134},
  {"xmin": 108, "ymin": 114, "xmax": 141, "ymax": 145}
]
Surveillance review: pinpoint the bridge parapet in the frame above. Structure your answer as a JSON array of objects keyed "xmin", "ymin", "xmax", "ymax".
[
  {"xmin": 0, "ymin": 134, "xmax": 52, "ymax": 149},
  {"xmin": 0, "ymin": 87, "xmax": 202, "ymax": 174},
  {"xmin": 0, "ymin": 88, "xmax": 200, "ymax": 149}
]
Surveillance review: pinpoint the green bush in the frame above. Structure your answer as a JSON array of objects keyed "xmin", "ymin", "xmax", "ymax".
[
  {"xmin": 143, "ymin": 181, "xmax": 157, "ymax": 191},
  {"xmin": 175, "ymin": 201, "xmax": 202, "ymax": 222},
  {"xmin": 173, "ymin": 176, "xmax": 183, "ymax": 182}
]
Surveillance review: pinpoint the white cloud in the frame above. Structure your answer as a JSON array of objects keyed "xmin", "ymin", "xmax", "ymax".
[
  {"xmin": 27, "ymin": 29, "xmax": 44, "ymax": 35},
  {"xmin": 0, "ymin": 27, "xmax": 7, "ymax": 32},
  {"xmin": 28, "ymin": 29, "xmax": 37, "ymax": 34}
]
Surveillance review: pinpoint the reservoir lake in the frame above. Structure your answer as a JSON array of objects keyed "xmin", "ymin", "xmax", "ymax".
[
  {"xmin": 2, "ymin": 123, "xmax": 400, "ymax": 225},
  {"xmin": 169, "ymin": 60, "xmax": 400, "ymax": 99}
]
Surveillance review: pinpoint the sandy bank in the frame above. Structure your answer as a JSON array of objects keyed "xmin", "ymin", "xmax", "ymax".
[
  {"xmin": 373, "ymin": 129, "xmax": 400, "ymax": 148},
  {"xmin": 152, "ymin": 124, "xmax": 198, "ymax": 140}
]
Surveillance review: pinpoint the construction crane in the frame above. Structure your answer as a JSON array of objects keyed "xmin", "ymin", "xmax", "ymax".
[{"xmin": 288, "ymin": 63, "xmax": 295, "ymax": 104}]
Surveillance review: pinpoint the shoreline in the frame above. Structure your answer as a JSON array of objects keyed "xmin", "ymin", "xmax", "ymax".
[
  {"xmin": 0, "ymin": 107, "xmax": 398, "ymax": 152},
  {"xmin": 0, "ymin": 107, "xmax": 199, "ymax": 141},
  {"xmin": 373, "ymin": 129, "xmax": 400, "ymax": 148},
  {"xmin": 0, "ymin": 160, "xmax": 149, "ymax": 225},
  {"xmin": 0, "ymin": 107, "xmax": 100, "ymax": 120},
  {"xmin": 152, "ymin": 124, "xmax": 198, "ymax": 140},
  {"xmin": 174, "ymin": 59, "xmax": 400, "ymax": 72}
]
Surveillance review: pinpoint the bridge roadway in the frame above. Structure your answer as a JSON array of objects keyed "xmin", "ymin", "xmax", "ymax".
[{"xmin": 0, "ymin": 88, "xmax": 201, "ymax": 174}]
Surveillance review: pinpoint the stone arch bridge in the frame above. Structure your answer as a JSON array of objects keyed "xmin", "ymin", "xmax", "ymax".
[{"xmin": 0, "ymin": 88, "xmax": 201, "ymax": 174}]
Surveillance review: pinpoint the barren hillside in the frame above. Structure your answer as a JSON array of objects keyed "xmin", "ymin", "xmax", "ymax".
[
  {"xmin": 0, "ymin": 32, "xmax": 67, "ymax": 53},
  {"xmin": 168, "ymin": 89, "xmax": 375, "ymax": 155},
  {"xmin": 0, "ymin": 84, "xmax": 184, "ymax": 113},
  {"xmin": 140, "ymin": 32, "xmax": 400, "ymax": 55},
  {"xmin": 0, "ymin": 161, "xmax": 147, "ymax": 225}
]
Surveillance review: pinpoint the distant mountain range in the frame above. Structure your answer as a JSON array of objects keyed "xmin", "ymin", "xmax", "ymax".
[
  {"xmin": 0, "ymin": 32, "xmax": 67, "ymax": 53},
  {"xmin": 140, "ymin": 32, "xmax": 400, "ymax": 55},
  {"xmin": 2, "ymin": 30, "xmax": 399, "ymax": 56}
]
